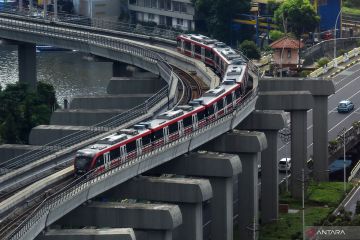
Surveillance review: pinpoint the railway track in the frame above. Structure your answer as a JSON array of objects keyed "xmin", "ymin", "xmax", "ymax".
[
  {"xmin": 0, "ymin": 173, "xmax": 80, "ymax": 239},
  {"xmin": 171, "ymin": 65, "xmax": 208, "ymax": 105}
]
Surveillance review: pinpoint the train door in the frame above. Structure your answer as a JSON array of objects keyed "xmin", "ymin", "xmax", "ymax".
[
  {"xmin": 136, "ymin": 138, "xmax": 143, "ymax": 156},
  {"xmin": 201, "ymin": 47, "xmax": 205, "ymax": 62},
  {"xmin": 163, "ymin": 126, "xmax": 170, "ymax": 144},
  {"xmin": 181, "ymin": 39, "xmax": 185, "ymax": 53},
  {"xmin": 120, "ymin": 145, "xmax": 127, "ymax": 163},
  {"xmin": 178, "ymin": 120, "xmax": 184, "ymax": 137},
  {"xmin": 104, "ymin": 152, "xmax": 111, "ymax": 170},
  {"xmin": 192, "ymin": 114, "xmax": 198, "ymax": 130},
  {"xmin": 214, "ymin": 103, "xmax": 218, "ymax": 119},
  {"xmin": 232, "ymin": 92, "xmax": 236, "ymax": 108},
  {"xmin": 223, "ymin": 97, "xmax": 227, "ymax": 114},
  {"xmin": 191, "ymin": 43, "xmax": 195, "ymax": 57}
]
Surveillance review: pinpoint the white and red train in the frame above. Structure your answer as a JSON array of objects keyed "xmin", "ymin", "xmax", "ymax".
[{"xmin": 74, "ymin": 34, "xmax": 250, "ymax": 175}]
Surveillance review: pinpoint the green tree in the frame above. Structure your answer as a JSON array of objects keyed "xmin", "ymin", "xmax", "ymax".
[
  {"xmin": 344, "ymin": 0, "xmax": 360, "ymax": 8},
  {"xmin": 274, "ymin": 0, "xmax": 320, "ymax": 37},
  {"xmin": 269, "ymin": 30, "xmax": 285, "ymax": 41},
  {"xmin": 193, "ymin": 0, "xmax": 251, "ymax": 43},
  {"xmin": 239, "ymin": 40, "xmax": 261, "ymax": 60}
]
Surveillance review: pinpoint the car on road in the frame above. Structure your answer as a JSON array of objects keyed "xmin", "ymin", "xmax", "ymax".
[
  {"xmin": 337, "ymin": 100, "xmax": 354, "ymax": 113},
  {"xmin": 279, "ymin": 158, "xmax": 291, "ymax": 172}
]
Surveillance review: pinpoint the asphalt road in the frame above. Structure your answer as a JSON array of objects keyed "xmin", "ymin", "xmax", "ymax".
[
  {"xmin": 277, "ymin": 63, "xmax": 360, "ymax": 160},
  {"xmin": 273, "ymin": 63, "xmax": 360, "ymax": 182}
]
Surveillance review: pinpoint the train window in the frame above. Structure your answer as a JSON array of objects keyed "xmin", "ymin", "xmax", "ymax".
[
  {"xmin": 126, "ymin": 141, "xmax": 136, "ymax": 153},
  {"xmin": 226, "ymin": 94, "xmax": 232, "ymax": 104},
  {"xmin": 205, "ymin": 49, "xmax": 213, "ymax": 59},
  {"xmin": 235, "ymin": 88, "xmax": 241, "ymax": 99},
  {"xmin": 195, "ymin": 45, "xmax": 201, "ymax": 55},
  {"xmin": 169, "ymin": 122, "xmax": 178, "ymax": 134},
  {"xmin": 96, "ymin": 155, "xmax": 104, "ymax": 167},
  {"xmin": 110, "ymin": 148, "xmax": 120, "ymax": 160},
  {"xmin": 207, "ymin": 105, "xmax": 215, "ymax": 115},
  {"xmin": 197, "ymin": 110, "xmax": 205, "ymax": 121},
  {"xmin": 185, "ymin": 42, "xmax": 191, "ymax": 51},
  {"xmin": 142, "ymin": 135, "xmax": 151, "ymax": 145},
  {"xmin": 217, "ymin": 99, "xmax": 224, "ymax": 110},
  {"xmin": 183, "ymin": 116, "xmax": 192, "ymax": 127},
  {"xmin": 152, "ymin": 130, "xmax": 164, "ymax": 141}
]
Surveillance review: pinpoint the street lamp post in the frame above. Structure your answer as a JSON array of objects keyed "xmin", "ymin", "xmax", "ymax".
[
  {"xmin": 334, "ymin": 8, "xmax": 342, "ymax": 67},
  {"xmin": 279, "ymin": 127, "xmax": 291, "ymax": 193},
  {"xmin": 338, "ymin": 127, "xmax": 347, "ymax": 194}
]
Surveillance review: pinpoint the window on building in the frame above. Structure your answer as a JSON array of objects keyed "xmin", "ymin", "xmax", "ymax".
[
  {"xmin": 287, "ymin": 49, "xmax": 291, "ymax": 59},
  {"xmin": 177, "ymin": 18, "xmax": 183, "ymax": 26},
  {"xmin": 137, "ymin": 0, "xmax": 144, "ymax": 6},
  {"xmin": 159, "ymin": 0, "xmax": 164, "ymax": 9},
  {"xmin": 148, "ymin": 13, "xmax": 155, "ymax": 20},
  {"xmin": 129, "ymin": 0, "xmax": 136, "ymax": 5},
  {"xmin": 173, "ymin": 1, "xmax": 180, "ymax": 12},
  {"xmin": 151, "ymin": 0, "xmax": 157, "ymax": 8},
  {"xmin": 180, "ymin": 3, "xmax": 187, "ymax": 13},
  {"xmin": 159, "ymin": 15, "xmax": 166, "ymax": 25},
  {"xmin": 144, "ymin": 0, "xmax": 151, "ymax": 7},
  {"xmin": 165, "ymin": 0, "xmax": 171, "ymax": 10}
]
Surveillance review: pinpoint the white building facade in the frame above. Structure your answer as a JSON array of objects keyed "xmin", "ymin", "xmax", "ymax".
[{"xmin": 128, "ymin": 0, "xmax": 195, "ymax": 31}]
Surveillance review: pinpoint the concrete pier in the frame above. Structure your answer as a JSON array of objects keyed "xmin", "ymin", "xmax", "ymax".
[
  {"xmin": 238, "ymin": 110, "xmax": 287, "ymax": 223},
  {"xmin": 29, "ymin": 125, "xmax": 106, "ymax": 145},
  {"xmin": 259, "ymin": 78, "xmax": 335, "ymax": 181},
  {"xmin": 202, "ymin": 131, "xmax": 267, "ymax": 240},
  {"xmin": 105, "ymin": 176, "xmax": 212, "ymax": 240},
  {"xmin": 149, "ymin": 152, "xmax": 241, "ymax": 240},
  {"xmin": 55, "ymin": 202, "xmax": 182, "ymax": 240},
  {"xmin": 256, "ymin": 91, "xmax": 313, "ymax": 198},
  {"xmin": 18, "ymin": 42, "xmax": 36, "ymax": 90},
  {"xmin": 37, "ymin": 228, "xmax": 136, "ymax": 240}
]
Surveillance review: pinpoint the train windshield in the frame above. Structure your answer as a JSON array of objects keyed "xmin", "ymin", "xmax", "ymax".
[{"xmin": 74, "ymin": 156, "xmax": 92, "ymax": 172}]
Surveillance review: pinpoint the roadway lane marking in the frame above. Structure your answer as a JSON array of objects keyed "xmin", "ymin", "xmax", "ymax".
[{"xmin": 345, "ymin": 186, "xmax": 360, "ymax": 208}]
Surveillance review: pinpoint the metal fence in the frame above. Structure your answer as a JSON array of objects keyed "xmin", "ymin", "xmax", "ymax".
[{"xmin": 0, "ymin": 15, "xmax": 176, "ymax": 172}]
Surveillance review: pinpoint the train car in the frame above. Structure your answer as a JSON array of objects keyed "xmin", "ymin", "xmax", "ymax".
[{"xmin": 74, "ymin": 127, "xmax": 151, "ymax": 175}]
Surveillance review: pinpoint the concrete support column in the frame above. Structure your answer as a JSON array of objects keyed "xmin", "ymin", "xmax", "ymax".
[
  {"xmin": 18, "ymin": 42, "xmax": 37, "ymax": 91},
  {"xmin": 313, "ymin": 96, "xmax": 330, "ymax": 181},
  {"xmin": 202, "ymin": 131, "xmax": 267, "ymax": 240},
  {"xmin": 104, "ymin": 176, "xmax": 212, "ymax": 240},
  {"xmin": 149, "ymin": 153, "xmax": 241, "ymax": 240},
  {"xmin": 290, "ymin": 110, "xmax": 308, "ymax": 198},
  {"xmin": 238, "ymin": 111, "xmax": 286, "ymax": 224},
  {"xmin": 37, "ymin": 228, "xmax": 136, "ymax": 240},
  {"xmin": 55, "ymin": 202, "xmax": 182, "ymax": 240},
  {"xmin": 113, "ymin": 61, "xmax": 130, "ymax": 77}
]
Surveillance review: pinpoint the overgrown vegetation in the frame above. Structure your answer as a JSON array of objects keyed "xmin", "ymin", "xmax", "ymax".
[
  {"xmin": 0, "ymin": 82, "xmax": 58, "ymax": 144},
  {"xmin": 238, "ymin": 40, "xmax": 261, "ymax": 60},
  {"xmin": 316, "ymin": 57, "xmax": 330, "ymax": 67},
  {"xmin": 259, "ymin": 182, "xmax": 354, "ymax": 240}
]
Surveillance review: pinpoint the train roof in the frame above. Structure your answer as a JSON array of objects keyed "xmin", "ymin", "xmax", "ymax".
[
  {"xmin": 224, "ymin": 64, "xmax": 246, "ymax": 83},
  {"xmin": 195, "ymin": 80, "xmax": 239, "ymax": 105},
  {"xmin": 77, "ymin": 127, "xmax": 151, "ymax": 156}
]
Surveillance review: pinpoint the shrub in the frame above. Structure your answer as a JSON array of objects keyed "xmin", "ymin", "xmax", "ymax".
[
  {"xmin": 317, "ymin": 57, "xmax": 330, "ymax": 68},
  {"xmin": 238, "ymin": 40, "xmax": 261, "ymax": 60},
  {"xmin": 300, "ymin": 70, "xmax": 312, "ymax": 77},
  {"xmin": 338, "ymin": 49, "xmax": 347, "ymax": 56}
]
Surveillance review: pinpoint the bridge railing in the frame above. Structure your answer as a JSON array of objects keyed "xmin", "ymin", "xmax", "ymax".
[
  {"xmin": 328, "ymin": 121, "xmax": 360, "ymax": 157},
  {"xmin": 4, "ymin": 86, "xmax": 258, "ymax": 240},
  {"xmin": 0, "ymin": 5, "xmax": 182, "ymax": 40},
  {"xmin": 0, "ymin": 16, "xmax": 177, "ymax": 173}
]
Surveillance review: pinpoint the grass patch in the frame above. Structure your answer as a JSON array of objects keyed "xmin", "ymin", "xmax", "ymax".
[
  {"xmin": 343, "ymin": 7, "xmax": 360, "ymax": 16},
  {"xmin": 257, "ymin": 182, "xmax": 353, "ymax": 240}
]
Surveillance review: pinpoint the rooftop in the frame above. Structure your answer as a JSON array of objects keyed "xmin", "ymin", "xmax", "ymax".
[{"xmin": 270, "ymin": 37, "xmax": 305, "ymax": 49}]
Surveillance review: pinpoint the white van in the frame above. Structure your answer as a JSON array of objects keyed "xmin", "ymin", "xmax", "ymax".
[{"xmin": 279, "ymin": 158, "xmax": 291, "ymax": 172}]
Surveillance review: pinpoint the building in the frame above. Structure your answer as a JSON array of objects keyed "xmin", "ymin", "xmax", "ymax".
[
  {"xmin": 312, "ymin": 0, "xmax": 342, "ymax": 33},
  {"xmin": 73, "ymin": 0, "xmax": 121, "ymax": 20},
  {"xmin": 270, "ymin": 37, "xmax": 305, "ymax": 73},
  {"xmin": 128, "ymin": 0, "xmax": 195, "ymax": 31}
]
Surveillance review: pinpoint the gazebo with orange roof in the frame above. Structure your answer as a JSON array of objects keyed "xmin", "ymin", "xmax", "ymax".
[{"xmin": 270, "ymin": 36, "xmax": 305, "ymax": 71}]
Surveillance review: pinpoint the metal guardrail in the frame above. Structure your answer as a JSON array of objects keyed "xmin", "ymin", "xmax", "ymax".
[
  {"xmin": 5, "ymin": 86, "xmax": 258, "ymax": 240},
  {"xmin": 0, "ymin": 5, "xmax": 182, "ymax": 40},
  {"xmin": 308, "ymin": 47, "xmax": 360, "ymax": 78},
  {"xmin": 0, "ymin": 16, "xmax": 176, "ymax": 172}
]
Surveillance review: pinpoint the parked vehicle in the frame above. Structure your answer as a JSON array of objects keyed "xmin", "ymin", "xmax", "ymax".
[
  {"xmin": 337, "ymin": 100, "xmax": 354, "ymax": 113},
  {"xmin": 279, "ymin": 158, "xmax": 291, "ymax": 172}
]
